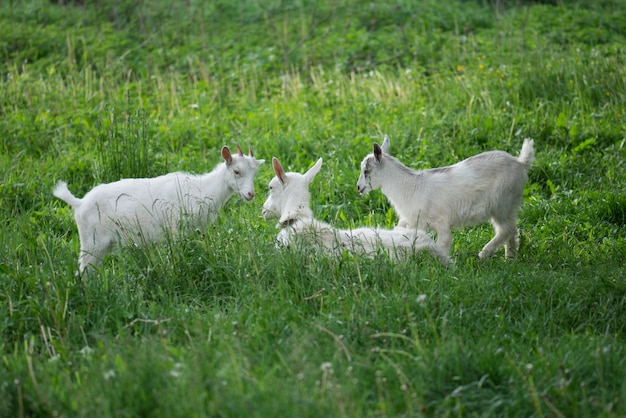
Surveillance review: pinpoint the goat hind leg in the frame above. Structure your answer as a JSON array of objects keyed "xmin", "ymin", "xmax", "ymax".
[
  {"xmin": 429, "ymin": 245, "xmax": 453, "ymax": 267},
  {"xmin": 77, "ymin": 230, "xmax": 114, "ymax": 275},
  {"xmin": 434, "ymin": 227, "xmax": 453, "ymax": 256},
  {"xmin": 479, "ymin": 220, "xmax": 516, "ymax": 260},
  {"xmin": 504, "ymin": 228, "xmax": 520, "ymax": 259},
  {"xmin": 78, "ymin": 247, "xmax": 105, "ymax": 275}
]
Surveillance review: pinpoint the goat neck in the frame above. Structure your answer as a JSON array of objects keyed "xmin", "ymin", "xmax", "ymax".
[{"xmin": 379, "ymin": 154, "xmax": 424, "ymax": 199}]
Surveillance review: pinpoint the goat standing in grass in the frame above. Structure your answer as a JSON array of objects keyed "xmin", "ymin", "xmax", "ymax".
[
  {"xmin": 262, "ymin": 157, "xmax": 452, "ymax": 265},
  {"xmin": 54, "ymin": 145, "xmax": 265, "ymax": 274},
  {"xmin": 357, "ymin": 136, "xmax": 534, "ymax": 260}
]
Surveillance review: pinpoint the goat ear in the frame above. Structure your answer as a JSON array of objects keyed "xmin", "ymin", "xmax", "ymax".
[
  {"xmin": 236, "ymin": 144, "xmax": 244, "ymax": 156},
  {"xmin": 272, "ymin": 157, "xmax": 287, "ymax": 184},
  {"xmin": 250, "ymin": 147, "xmax": 265, "ymax": 166},
  {"xmin": 373, "ymin": 143, "xmax": 383, "ymax": 162},
  {"xmin": 304, "ymin": 158, "xmax": 323, "ymax": 183},
  {"xmin": 222, "ymin": 146, "xmax": 233, "ymax": 165},
  {"xmin": 381, "ymin": 135, "xmax": 390, "ymax": 153}
]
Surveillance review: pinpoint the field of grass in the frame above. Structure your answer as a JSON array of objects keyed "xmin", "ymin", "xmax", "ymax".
[{"xmin": 1, "ymin": 0, "xmax": 625, "ymax": 416}]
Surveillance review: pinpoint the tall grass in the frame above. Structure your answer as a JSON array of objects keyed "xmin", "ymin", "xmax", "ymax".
[
  {"xmin": 1, "ymin": 0, "xmax": 625, "ymax": 416},
  {"xmin": 94, "ymin": 106, "xmax": 163, "ymax": 182}
]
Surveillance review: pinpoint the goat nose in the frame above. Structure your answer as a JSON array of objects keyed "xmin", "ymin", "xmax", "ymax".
[{"xmin": 248, "ymin": 191, "xmax": 255, "ymax": 199}]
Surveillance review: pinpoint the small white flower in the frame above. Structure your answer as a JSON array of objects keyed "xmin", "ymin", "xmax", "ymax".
[
  {"xmin": 80, "ymin": 346, "xmax": 94, "ymax": 357},
  {"xmin": 169, "ymin": 363, "xmax": 183, "ymax": 378}
]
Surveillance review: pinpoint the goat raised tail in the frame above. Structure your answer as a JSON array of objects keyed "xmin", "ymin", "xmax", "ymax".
[
  {"xmin": 53, "ymin": 181, "xmax": 83, "ymax": 209},
  {"xmin": 519, "ymin": 138, "xmax": 535, "ymax": 169}
]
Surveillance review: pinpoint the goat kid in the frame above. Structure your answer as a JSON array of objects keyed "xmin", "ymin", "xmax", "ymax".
[
  {"xmin": 54, "ymin": 145, "xmax": 264, "ymax": 274},
  {"xmin": 262, "ymin": 157, "xmax": 452, "ymax": 265},
  {"xmin": 357, "ymin": 136, "xmax": 534, "ymax": 260}
]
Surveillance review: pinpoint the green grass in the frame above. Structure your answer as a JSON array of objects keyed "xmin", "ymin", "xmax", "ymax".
[{"xmin": 1, "ymin": 0, "xmax": 625, "ymax": 416}]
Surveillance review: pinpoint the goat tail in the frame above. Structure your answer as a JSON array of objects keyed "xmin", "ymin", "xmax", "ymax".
[
  {"xmin": 53, "ymin": 181, "xmax": 82, "ymax": 209},
  {"xmin": 518, "ymin": 138, "xmax": 535, "ymax": 170}
]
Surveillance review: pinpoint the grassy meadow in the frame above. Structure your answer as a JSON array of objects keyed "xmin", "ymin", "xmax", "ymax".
[{"xmin": 1, "ymin": 0, "xmax": 626, "ymax": 416}]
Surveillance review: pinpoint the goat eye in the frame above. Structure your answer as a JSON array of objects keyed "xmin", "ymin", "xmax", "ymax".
[{"xmin": 233, "ymin": 169, "xmax": 241, "ymax": 176}]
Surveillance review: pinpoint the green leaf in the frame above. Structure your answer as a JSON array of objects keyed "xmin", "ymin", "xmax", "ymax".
[{"xmin": 572, "ymin": 137, "xmax": 597, "ymax": 154}]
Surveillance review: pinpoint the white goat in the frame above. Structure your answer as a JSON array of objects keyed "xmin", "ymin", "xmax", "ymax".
[
  {"xmin": 357, "ymin": 136, "xmax": 534, "ymax": 260},
  {"xmin": 54, "ymin": 145, "xmax": 265, "ymax": 273},
  {"xmin": 262, "ymin": 157, "xmax": 452, "ymax": 265}
]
